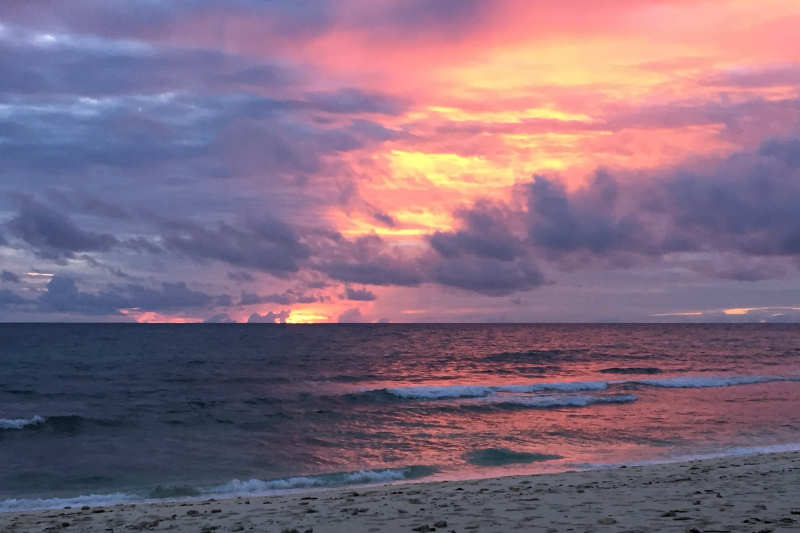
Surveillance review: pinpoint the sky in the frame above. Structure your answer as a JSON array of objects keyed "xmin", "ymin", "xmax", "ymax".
[{"xmin": 1, "ymin": 0, "xmax": 800, "ymax": 323}]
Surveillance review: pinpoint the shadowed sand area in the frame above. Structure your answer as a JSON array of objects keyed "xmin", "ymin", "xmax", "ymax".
[{"xmin": 3, "ymin": 451, "xmax": 800, "ymax": 532}]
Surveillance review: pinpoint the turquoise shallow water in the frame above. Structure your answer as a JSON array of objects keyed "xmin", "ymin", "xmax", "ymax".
[{"xmin": 2, "ymin": 323, "xmax": 800, "ymax": 511}]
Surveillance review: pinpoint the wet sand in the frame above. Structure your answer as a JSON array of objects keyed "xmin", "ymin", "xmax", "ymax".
[{"xmin": 3, "ymin": 451, "xmax": 800, "ymax": 532}]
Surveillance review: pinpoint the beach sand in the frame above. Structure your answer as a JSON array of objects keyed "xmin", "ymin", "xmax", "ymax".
[{"xmin": 2, "ymin": 451, "xmax": 799, "ymax": 532}]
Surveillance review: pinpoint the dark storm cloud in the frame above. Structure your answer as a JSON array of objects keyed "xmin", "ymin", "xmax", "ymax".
[
  {"xmin": 420, "ymin": 132, "xmax": 800, "ymax": 291},
  {"xmin": 0, "ymin": 23, "xmax": 407, "ymax": 119},
  {"xmin": 247, "ymin": 310, "xmax": 291, "ymax": 323},
  {"xmin": 430, "ymin": 200, "xmax": 523, "ymax": 261},
  {"xmin": 214, "ymin": 116, "xmax": 400, "ymax": 184},
  {"xmin": 0, "ymin": 95, "xmax": 210, "ymax": 174},
  {"xmin": 687, "ymin": 257, "xmax": 789, "ymax": 282},
  {"xmin": 524, "ymin": 136, "xmax": 800, "ymax": 260},
  {"xmin": 160, "ymin": 217, "xmax": 310, "ymax": 276},
  {"xmin": 654, "ymin": 137, "xmax": 800, "ymax": 256},
  {"xmin": 321, "ymin": 260, "xmax": 423, "ymax": 286},
  {"xmin": 6, "ymin": 199, "xmax": 118, "ymax": 260},
  {"xmin": 317, "ymin": 227, "xmax": 546, "ymax": 295},
  {"xmin": 76, "ymin": 254, "xmax": 136, "ymax": 280},
  {"xmin": 205, "ymin": 313, "xmax": 235, "ymax": 323},
  {"xmin": 318, "ymin": 235, "xmax": 423, "ymax": 286},
  {"xmin": 517, "ymin": 135, "xmax": 800, "ymax": 261},
  {"xmin": 0, "ymin": 23, "xmax": 406, "ymax": 300},
  {"xmin": 0, "ymin": 1, "xmax": 335, "ymax": 46},
  {"xmin": 432, "ymin": 256, "xmax": 545, "ymax": 296},
  {"xmin": 123, "ymin": 281, "xmax": 228, "ymax": 310},
  {"xmin": 476, "ymin": 137, "xmax": 800, "ymax": 262},
  {"xmin": 36, "ymin": 276, "xmax": 125, "ymax": 315},
  {"xmin": 0, "ymin": 20, "xmax": 404, "ymax": 182},
  {"xmin": 0, "ymin": 91, "xmax": 402, "ymax": 180},
  {"xmin": 342, "ymin": 287, "xmax": 377, "ymax": 301},
  {"xmin": 0, "ymin": 288, "xmax": 26, "ymax": 306},
  {"xmin": 303, "ymin": 89, "xmax": 407, "ymax": 115},
  {"xmin": 0, "ymin": 21, "xmax": 312, "ymax": 98},
  {"xmin": 337, "ymin": 307, "xmax": 365, "ymax": 323},
  {"xmin": 0, "ymin": 1, "xmax": 485, "ymax": 47},
  {"xmin": 371, "ymin": 211, "xmax": 395, "ymax": 227},
  {"xmin": 44, "ymin": 190, "xmax": 132, "ymax": 220},
  {"xmin": 123, "ymin": 237, "xmax": 163, "ymax": 255},
  {"xmin": 239, "ymin": 289, "xmax": 318, "ymax": 305},
  {"xmin": 425, "ymin": 199, "xmax": 548, "ymax": 295},
  {"xmin": 1, "ymin": 270, "xmax": 20, "ymax": 284},
  {"xmin": 759, "ymin": 137, "xmax": 800, "ymax": 167},
  {"xmin": 227, "ymin": 271, "xmax": 254, "ymax": 283},
  {"xmin": 526, "ymin": 172, "xmax": 651, "ymax": 255},
  {"xmin": 32, "ymin": 276, "xmax": 229, "ymax": 315}
]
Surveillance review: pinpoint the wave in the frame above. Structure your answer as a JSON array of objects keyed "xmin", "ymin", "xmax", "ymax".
[
  {"xmin": 386, "ymin": 384, "xmax": 492, "ymax": 399},
  {"xmin": 464, "ymin": 448, "xmax": 561, "ymax": 466},
  {"xmin": 484, "ymin": 393, "xmax": 637, "ymax": 409},
  {"xmin": 382, "ymin": 380, "xmax": 608, "ymax": 400},
  {"xmin": 0, "ymin": 416, "xmax": 45, "ymax": 430},
  {"xmin": 206, "ymin": 465, "xmax": 436, "ymax": 495},
  {"xmin": 0, "ymin": 415, "xmax": 123, "ymax": 434},
  {"xmin": 631, "ymin": 375, "xmax": 793, "ymax": 388},
  {"xmin": 0, "ymin": 492, "xmax": 135, "ymax": 513},
  {"xmin": 362, "ymin": 372, "xmax": 799, "ymax": 402},
  {"xmin": 0, "ymin": 466, "xmax": 438, "ymax": 513}
]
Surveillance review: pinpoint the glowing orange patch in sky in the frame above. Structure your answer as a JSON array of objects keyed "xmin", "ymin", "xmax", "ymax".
[
  {"xmin": 285, "ymin": 309, "xmax": 333, "ymax": 324},
  {"xmin": 120, "ymin": 309, "xmax": 202, "ymax": 323}
]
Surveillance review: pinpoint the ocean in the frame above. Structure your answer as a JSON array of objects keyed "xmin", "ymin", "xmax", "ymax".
[{"xmin": 1, "ymin": 323, "xmax": 799, "ymax": 512}]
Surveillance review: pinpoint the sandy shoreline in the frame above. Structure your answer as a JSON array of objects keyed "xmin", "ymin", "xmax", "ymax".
[{"xmin": 3, "ymin": 451, "xmax": 800, "ymax": 532}]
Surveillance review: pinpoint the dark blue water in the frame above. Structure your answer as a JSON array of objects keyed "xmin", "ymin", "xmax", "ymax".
[{"xmin": 2, "ymin": 323, "xmax": 800, "ymax": 511}]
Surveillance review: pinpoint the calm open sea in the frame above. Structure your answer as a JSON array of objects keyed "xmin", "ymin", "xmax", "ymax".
[{"xmin": 2, "ymin": 323, "xmax": 800, "ymax": 511}]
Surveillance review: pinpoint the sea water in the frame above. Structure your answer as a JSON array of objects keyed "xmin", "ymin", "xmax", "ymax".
[{"xmin": 1, "ymin": 323, "xmax": 799, "ymax": 511}]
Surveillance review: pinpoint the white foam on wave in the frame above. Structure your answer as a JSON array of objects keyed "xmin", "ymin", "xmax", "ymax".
[
  {"xmin": 382, "ymin": 372, "xmax": 798, "ymax": 400},
  {"xmin": 385, "ymin": 380, "xmax": 608, "ymax": 400},
  {"xmin": 500, "ymin": 381, "xmax": 608, "ymax": 393},
  {"xmin": 0, "ymin": 415, "xmax": 45, "ymax": 430},
  {"xmin": 208, "ymin": 467, "xmax": 415, "ymax": 495},
  {"xmin": 487, "ymin": 393, "xmax": 637, "ymax": 408},
  {"xmin": 631, "ymin": 375, "xmax": 789, "ymax": 388},
  {"xmin": 0, "ymin": 492, "xmax": 135, "ymax": 513},
  {"xmin": 386, "ymin": 385, "xmax": 492, "ymax": 399},
  {"xmin": 724, "ymin": 442, "xmax": 800, "ymax": 456},
  {"xmin": 0, "ymin": 467, "xmax": 433, "ymax": 513}
]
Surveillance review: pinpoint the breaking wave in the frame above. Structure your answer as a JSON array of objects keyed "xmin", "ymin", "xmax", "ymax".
[
  {"xmin": 0, "ymin": 416, "xmax": 45, "ymax": 430},
  {"xmin": 355, "ymin": 372, "xmax": 799, "ymax": 403},
  {"xmin": 0, "ymin": 492, "xmax": 135, "ymax": 513},
  {"xmin": 206, "ymin": 465, "xmax": 436, "ymax": 495},
  {"xmin": 632, "ymin": 375, "xmax": 794, "ymax": 388},
  {"xmin": 382, "ymin": 380, "xmax": 608, "ymax": 400},
  {"xmin": 0, "ymin": 415, "xmax": 123, "ymax": 434},
  {"xmin": 487, "ymin": 393, "xmax": 638, "ymax": 409},
  {"xmin": 0, "ymin": 466, "xmax": 437, "ymax": 512}
]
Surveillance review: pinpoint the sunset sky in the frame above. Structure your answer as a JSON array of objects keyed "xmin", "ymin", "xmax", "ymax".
[{"xmin": 1, "ymin": 0, "xmax": 800, "ymax": 322}]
